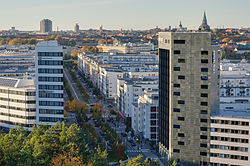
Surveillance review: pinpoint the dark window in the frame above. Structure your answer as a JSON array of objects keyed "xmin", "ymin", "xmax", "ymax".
[
  {"xmin": 201, "ymin": 102, "xmax": 208, "ymax": 106},
  {"xmin": 201, "ymin": 51, "xmax": 208, "ymax": 55},
  {"xmin": 201, "ymin": 59, "xmax": 208, "ymax": 63},
  {"xmin": 200, "ymin": 143, "xmax": 207, "ymax": 148},
  {"xmin": 173, "ymin": 149, "xmax": 180, "ymax": 153},
  {"xmin": 200, "ymin": 110, "xmax": 208, "ymax": 114},
  {"xmin": 174, "ymin": 67, "xmax": 180, "ymax": 71},
  {"xmin": 173, "ymin": 108, "xmax": 180, "ymax": 112},
  {"xmin": 173, "ymin": 125, "xmax": 180, "ymax": 129},
  {"xmin": 200, "ymin": 135, "xmax": 207, "ymax": 139},
  {"xmin": 201, "ymin": 76, "xmax": 208, "ymax": 80},
  {"xmin": 178, "ymin": 75, "xmax": 185, "ymax": 79},
  {"xmin": 178, "ymin": 59, "xmax": 185, "ymax": 63},
  {"xmin": 200, "ymin": 127, "xmax": 207, "ymax": 131},
  {"xmin": 178, "ymin": 141, "xmax": 184, "ymax": 145},
  {"xmin": 201, "ymin": 68, "xmax": 208, "ymax": 72},
  {"xmin": 174, "ymin": 84, "xmax": 180, "ymax": 88},
  {"xmin": 200, "ymin": 152, "xmax": 207, "ymax": 156},
  {"xmin": 178, "ymin": 133, "xmax": 185, "ymax": 137},
  {"xmin": 201, "ymin": 85, "xmax": 208, "ymax": 89},
  {"xmin": 201, "ymin": 93, "xmax": 208, "ymax": 97},
  {"xmin": 200, "ymin": 119, "xmax": 208, "ymax": 123},
  {"xmin": 178, "ymin": 117, "xmax": 185, "ymax": 121},
  {"xmin": 173, "ymin": 92, "xmax": 180, "ymax": 96},
  {"xmin": 178, "ymin": 100, "xmax": 185, "ymax": 104},
  {"xmin": 174, "ymin": 50, "xmax": 181, "ymax": 54},
  {"xmin": 174, "ymin": 40, "xmax": 185, "ymax": 44}
]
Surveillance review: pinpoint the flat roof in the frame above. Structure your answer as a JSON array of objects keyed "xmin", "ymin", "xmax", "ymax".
[
  {"xmin": 0, "ymin": 77, "xmax": 35, "ymax": 88},
  {"xmin": 212, "ymin": 109, "xmax": 250, "ymax": 119}
]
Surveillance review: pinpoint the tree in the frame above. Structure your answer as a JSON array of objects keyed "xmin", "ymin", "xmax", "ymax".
[
  {"xmin": 68, "ymin": 39, "xmax": 76, "ymax": 46},
  {"xmin": 70, "ymin": 49, "xmax": 79, "ymax": 59}
]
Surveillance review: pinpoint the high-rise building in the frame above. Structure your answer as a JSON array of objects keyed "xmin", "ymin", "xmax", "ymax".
[
  {"xmin": 35, "ymin": 41, "xmax": 64, "ymax": 126},
  {"xmin": 199, "ymin": 12, "xmax": 210, "ymax": 31},
  {"xmin": 74, "ymin": 23, "xmax": 80, "ymax": 33},
  {"xmin": 158, "ymin": 32, "xmax": 219, "ymax": 165},
  {"xmin": 40, "ymin": 19, "xmax": 52, "ymax": 33}
]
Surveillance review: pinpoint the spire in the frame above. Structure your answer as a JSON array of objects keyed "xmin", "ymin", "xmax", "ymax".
[
  {"xmin": 179, "ymin": 21, "xmax": 182, "ymax": 28},
  {"xmin": 202, "ymin": 11, "xmax": 207, "ymax": 25}
]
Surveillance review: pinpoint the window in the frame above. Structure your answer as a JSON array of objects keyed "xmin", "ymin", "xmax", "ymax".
[
  {"xmin": 173, "ymin": 108, "xmax": 180, "ymax": 112},
  {"xmin": 200, "ymin": 135, "xmax": 207, "ymax": 139},
  {"xmin": 201, "ymin": 68, "xmax": 208, "ymax": 72},
  {"xmin": 201, "ymin": 59, "xmax": 208, "ymax": 63},
  {"xmin": 178, "ymin": 141, "xmax": 184, "ymax": 145},
  {"xmin": 173, "ymin": 149, "xmax": 180, "ymax": 153},
  {"xmin": 178, "ymin": 59, "xmax": 185, "ymax": 63},
  {"xmin": 201, "ymin": 85, "xmax": 208, "ymax": 89},
  {"xmin": 173, "ymin": 92, "xmax": 180, "ymax": 96},
  {"xmin": 178, "ymin": 100, "xmax": 185, "ymax": 104},
  {"xmin": 200, "ymin": 110, "xmax": 208, "ymax": 114},
  {"xmin": 200, "ymin": 143, "xmax": 207, "ymax": 148},
  {"xmin": 174, "ymin": 50, "xmax": 181, "ymax": 54},
  {"xmin": 201, "ymin": 76, "xmax": 208, "ymax": 80},
  {"xmin": 200, "ymin": 127, "xmax": 207, "ymax": 131},
  {"xmin": 174, "ymin": 84, "xmax": 180, "ymax": 88},
  {"xmin": 201, "ymin": 51, "xmax": 208, "ymax": 55},
  {"xmin": 174, "ymin": 67, "xmax": 180, "ymax": 71},
  {"xmin": 173, "ymin": 125, "xmax": 180, "ymax": 129},
  {"xmin": 200, "ymin": 119, "xmax": 208, "ymax": 123},
  {"xmin": 178, "ymin": 75, "xmax": 185, "ymax": 79},
  {"xmin": 200, "ymin": 152, "xmax": 207, "ymax": 156},
  {"xmin": 201, "ymin": 93, "xmax": 208, "ymax": 97},
  {"xmin": 178, "ymin": 133, "xmax": 185, "ymax": 137},
  {"xmin": 174, "ymin": 40, "xmax": 185, "ymax": 44},
  {"xmin": 201, "ymin": 102, "xmax": 208, "ymax": 106},
  {"xmin": 178, "ymin": 117, "xmax": 185, "ymax": 121}
]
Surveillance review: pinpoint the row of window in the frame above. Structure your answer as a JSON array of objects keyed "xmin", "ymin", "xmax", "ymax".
[
  {"xmin": 0, "ymin": 112, "xmax": 35, "ymax": 120},
  {"xmin": 173, "ymin": 148, "xmax": 208, "ymax": 157},
  {"xmin": 211, "ymin": 128, "xmax": 249, "ymax": 135},
  {"xmin": 211, "ymin": 136, "xmax": 249, "ymax": 143},
  {"xmin": 39, "ymin": 117, "xmax": 64, "ymax": 122},
  {"xmin": 38, "ymin": 68, "xmax": 63, "ymax": 74},
  {"xmin": 0, "ymin": 89, "xmax": 35, "ymax": 96},
  {"xmin": 211, "ymin": 119, "xmax": 249, "ymax": 126},
  {"xmin": 38, "ymin": 85, "xmax": 63, "ymax": 90},
  {"xmin": 38, "ymin": 52, "xmax": 63, "ymax": 57},
  {"xmin": 39, "ymin": 101, "xmax": 64, "ymax": 106},
  {"xmin": 38, "ymin": 60, "xmax": 63, "ymax": 66},
  {"xmin": 0, "ymin": 120, "xmax": 34, "ymax": 127},
  {"xmin": 211, "ymin": 144, "xmax": 248, "ymax": 152},
  {"xmin": 210, "ymin": 153, "xmax": 248, "ymax": 161},
  {"xmin": 173, "ymin": 84, "xmax": 208, "ymax": 89},
  {"xmin": 0, "ymin": 104, "xmax": 35, "ymax": 112},
  {"xmin": 38, "ymin": 77, "xmax": 63, "ymax": 82},
  {"xmin": 0, "ymin": 97, "xmax": 35, "ymax": 104},
  {"xmin": 173, "ymin": 108, "xmax": 208, "ymax": 114},
  {"xmin": 39, "ymin": 109, "xmax": 63, "ymax": 114},
  {"xmin": 39, "ymin": 92, "xmax": 63, "ymax": 98}
]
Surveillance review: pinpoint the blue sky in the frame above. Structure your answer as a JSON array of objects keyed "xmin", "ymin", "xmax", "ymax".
[{"xmin": 1, "ymin": 0, "xmax": 249, "ymax": 31}]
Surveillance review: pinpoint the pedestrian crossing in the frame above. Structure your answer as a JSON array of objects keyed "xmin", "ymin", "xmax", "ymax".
[{"xmin": 126, "ymin": 149, "xmax": 150, "ymax": 153}]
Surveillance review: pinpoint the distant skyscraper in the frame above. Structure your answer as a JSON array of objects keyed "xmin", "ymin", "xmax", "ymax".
[
  {"xmin": 158, "ymin": 32, "xmax": 219, "ymax": 165},
  {"xmin": 40, "ymin": 19, "xmax": 52, "ymax": 33},
  {"xmin": 198, "ymin": 12, "xmax": 210, "ymax": 31},
  {"xmin": 35, "ymin": 41, "xmax": 64, "ymax": 126},
  {"xmin": 74, "ymin": 23, "xmax": 80, "ymax": 33}
]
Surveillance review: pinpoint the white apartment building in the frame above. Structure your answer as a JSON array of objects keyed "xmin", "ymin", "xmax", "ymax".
[
  {"xmin": 131, "ymin": 89, "xmax": 159, "ymax": 141},
  {"xmin": 210, "ymin": 110, "xmax": 250, "ymax": 166},
  {"xmin": 117, "ymin": 77, "xmax": 158, "ymax": 117},
  {"xmin": 0, "ymin": 77, "xmax": 36, "ymax": 131},
  {"xmin": 35, "ymin": 41, "xmax": 64, "ymax": 126}
]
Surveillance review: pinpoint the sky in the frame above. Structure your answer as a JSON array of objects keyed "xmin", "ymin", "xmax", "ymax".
[{"xmin": 1, "ymin": 0, "xmax": 249, "ymax": 31}]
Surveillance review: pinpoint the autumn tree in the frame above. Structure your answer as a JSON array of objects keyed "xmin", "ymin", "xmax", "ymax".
[{"xmin": 70, "ymin": 49, "xmax": 79, "ymax": 59}]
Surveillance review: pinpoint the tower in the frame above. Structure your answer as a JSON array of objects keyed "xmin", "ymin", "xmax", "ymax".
[
  {"xmin": 158, "ymin": 32, "xmax": 219, "ymax": 165},
  {"xmin": 74, "ymin": 23, "xmax": 80, "ymax": 33},
  {"xmin": 40, "ymin": 19, "xmax": 52, "ymax": 33},
  {"xmin": 198, "ymin": 12, "xmax": 210, "ymax": 31},
  {"xmin": 35, "ymin": 41, "xmax": 64, "ymax": 126}
]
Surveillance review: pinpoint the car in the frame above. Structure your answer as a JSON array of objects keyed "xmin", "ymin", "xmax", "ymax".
[
  {"xmin": 121, "ymin": 133, "xmax": 127, "ymax": 137},
  {"xmin": 131, "ymin": 142, "xmax": 137, "ymax": 147},
  {"xmin": 128, "ymin": 139, "xmax": 133, "ymax": 143}
]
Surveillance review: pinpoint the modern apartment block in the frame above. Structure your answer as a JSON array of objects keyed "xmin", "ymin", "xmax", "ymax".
[
  {"xmin": 40, "ymin": 19, "xmax": 52, "ymax": 33},
  {"xmin": 158, "ymin": 32, "xmax": 220, "ymax": 165},
  {"xmin": 210, "ymin": 110, "xmax": 250, "ymax": 166},
  {"xmin": 35, "ymin": 41, "xmax": 64, "ymax": 126},
  {"xmin": 0, "ymin": 77, "xmax": 36, "ymax": 131}
]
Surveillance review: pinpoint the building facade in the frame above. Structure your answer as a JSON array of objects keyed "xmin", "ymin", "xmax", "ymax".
[
  {"xmin": 35, "ymin": 41, "xmax": 64, "ymax": 126},
  {"xmin": 40, "ymin": 19, "xmax": 52, "ymax": 33},
  {"xmin": 158, "ymin": 32, "xmax": 219, "ymax": 165}
]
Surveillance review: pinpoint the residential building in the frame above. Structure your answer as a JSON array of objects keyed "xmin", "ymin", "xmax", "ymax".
[
  {"xmin": 40, "ymin": 19, "xmax": 52, "ymax": 33},
  {"xmin": 131, "ymin": 89, "xmax": 159, "ymax": 141},
  {"xmin": 35, "ymin": 41, "xmax": 64, "ymax": 126},
  {"xmin": 210, "ymin": 110, "xmax": 250, "ymax": 166},
  {"xmin": 158, "ymin": 32, "xmax": 220, "ymax": 165},
  {"xmin": 0, "ymin": 77, "xmax": 36, "ymax": 131}
]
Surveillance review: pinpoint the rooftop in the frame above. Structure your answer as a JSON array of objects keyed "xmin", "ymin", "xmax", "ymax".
[
  {"xmin": 212, "ymin": 109, "xmax": 250, "ymax": 119},
  {"xmin": 0, "ymin": 77, "xmax": 35, "ymax": 88}
]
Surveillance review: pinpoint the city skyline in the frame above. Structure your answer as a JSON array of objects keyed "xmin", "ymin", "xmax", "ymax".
[{"xmin": 1, "ymin": 0, "xmax": 249, "ymax": 31}]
